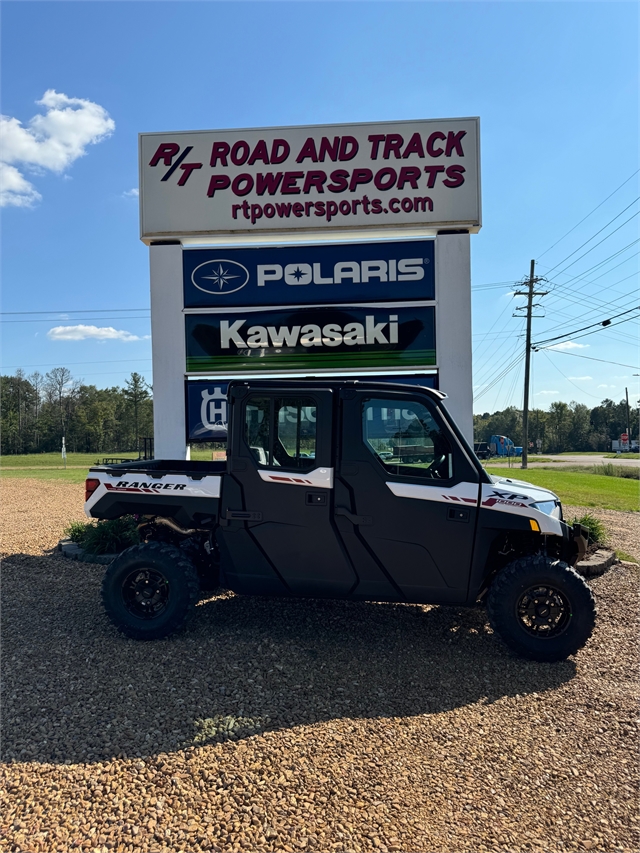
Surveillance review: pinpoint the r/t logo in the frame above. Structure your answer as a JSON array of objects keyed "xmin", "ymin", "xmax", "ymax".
[
  {"xmin": 149, "ymin": 143, "xmax": 203, "ymax": 186},
  {"xmin": 201, "ymin": 387, "xmax": 228, "ymax": 431}
]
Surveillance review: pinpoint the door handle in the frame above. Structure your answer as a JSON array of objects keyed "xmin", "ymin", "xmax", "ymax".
[
  {"xmin": 447, "ymin": 507, "xmax": 470, "ymax": 523},
  {"xmin": 335, "ymin": 506, "xmax": 372, "ymax": 526},
  {"xmin": 225, "ymin": 510, "xmax": 263, "ymax": 521}
]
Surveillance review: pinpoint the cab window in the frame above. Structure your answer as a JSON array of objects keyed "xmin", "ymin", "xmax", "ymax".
[
  {"xmin": 245, "ymin": 396, "xmax": 317, "ymax": 469},
  {"xmin": 362, "ymin": 397, "xmax": 453, "ymax": 480}
]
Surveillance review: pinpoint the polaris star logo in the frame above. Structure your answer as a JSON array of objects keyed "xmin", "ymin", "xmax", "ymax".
[{"xmin": 192, "ymin": 259, "xmax": 250, "ymax": 295}]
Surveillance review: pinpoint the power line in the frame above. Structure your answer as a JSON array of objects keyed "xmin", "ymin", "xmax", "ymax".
[
  {"xmin": 546, "ymin": 313, "xmax": 640, "ymax": 347},
  {"xmin": 540, "ymin": 350, "xmax": 618, "ymax": 401},
  {"xmin": 2, "ymin": 358, "xmax": 153, "ymax": 370},
  {"xmin": 537, "ymin": 239, "xmax": 640, "ymax": 292},
  {"xmin": 543, "ymin": 198, "xmax": 639, "ymax": 275},
  {"xmin": 0, "ymin": 308, "xmax": 149, "ymax": 316},
  {"xmin": 1, "ymin": 317, "xmax": 151, "ymax": 324},
  {"xmin": 532, "ymin": 283, "xmax": 639, "ymax": 338},
  {"xmin": 532, "ymin": 305, "xmax": 640, "ymax": 347},
  {"xmin": 472, "ymin": 281, "xmax": 518, "ymax": 291},
  {"xmin": 545, "ymin": 271, "xmax": 638, "ymax": 309},
  {"xmin": 472, "ymin": 296, "xmax": 522, "ymax": 367},
  {"xmin": 551, "ymin": 227, "xmax": 640, "ymax": 279},
  {"xmin": 541, "ymin": 350, "xmax": 640, "ymax": 370},
  {"xmin": 474, "ymin": 352, "xmax": 526, "ymax": 402},
  {"xmin": 473, "ymin": 319, "xmax": 526, "ymax": 389},
  {"xmin": 537, "ymin": 169, "xmax": 640, "ymax": 260}
]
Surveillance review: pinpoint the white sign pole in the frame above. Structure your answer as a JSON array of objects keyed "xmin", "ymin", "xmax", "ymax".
[
  {"xmin": 149, "ymin": 243, "xmax": 190, "ymax": 460},
  {"xmin": 435, "ymin": 233, "xmax": 473, "ymax": 444}
]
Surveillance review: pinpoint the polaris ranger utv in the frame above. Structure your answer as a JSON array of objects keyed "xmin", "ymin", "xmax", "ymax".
[{"xmin": 85, "ymin": 380, "xmax": 595, "ymax": 661}]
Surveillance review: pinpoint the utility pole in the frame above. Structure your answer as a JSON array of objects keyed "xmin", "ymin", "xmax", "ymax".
[
  {"xmin": 625, "ymin": 387, "xmax": 630, "ymax": 446},
  {"xmin": 514, "ymin": 260, "xmax": 548, "ymax": 469}
]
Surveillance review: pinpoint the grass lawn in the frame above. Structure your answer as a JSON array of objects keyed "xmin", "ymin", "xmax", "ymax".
[
  {"xmin": 0, "ymin": 452, "xmax": 138, "ymax": 469},
  {"xmin": 486, "ymin": 467, "xmax": 639, "ymax": 512},
  {"xmin": 1, "ymin": 452, "xmax": 138, "ymax": 484},
  {"xmin": 487, "ymin": 457, "xmax": 556, "ymax": 465},
  {"xmin": 554, "ymin": 451, "xmax": 640, "ymax": 459},
  {"xmin": 604, "ymin": 452, "xmax": 640, "ymax": 460},
  {"xmin": 0, "ymin": 468, "xmax": 89, "ymax": 483}
]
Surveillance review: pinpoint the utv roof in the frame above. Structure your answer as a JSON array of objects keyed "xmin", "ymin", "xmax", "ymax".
[{"xmin": 227, "ymin": 378, "xmax": 447, "ymax": 401}]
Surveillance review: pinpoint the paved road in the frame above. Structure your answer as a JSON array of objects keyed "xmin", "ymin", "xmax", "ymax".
[{"xmin": 488, "ymin": 454, "xmax": 640, "ymax": 469}]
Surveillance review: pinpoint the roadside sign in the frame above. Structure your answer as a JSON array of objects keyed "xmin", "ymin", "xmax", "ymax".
[
  {"xmin": 183, "ymin": 239, "xmax": 434, "ymax": 308},
  {"xmin": 185, "ymin": 304, "xmax": 435, "ymax": 374},
  {"xmin": 140, "ymin": 117, "xmax": 481, "ymax": 242},
  {"xmin": 621, "ymin": 433, "xmax": 629, "ymax": 442}
]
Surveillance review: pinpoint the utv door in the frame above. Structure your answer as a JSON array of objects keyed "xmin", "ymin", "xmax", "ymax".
[
  {"xmin": 338, "ymin": 390, "xmax": 481, "ymax": 603},
  {"xmin": 220, "ymin": 387, "xmax": 357, "ymax": 597}
]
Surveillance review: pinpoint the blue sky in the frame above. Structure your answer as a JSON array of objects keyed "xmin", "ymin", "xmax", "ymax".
[{"xmin": 1, "ymin": 0, "xmax": 638, "ymax": 414}]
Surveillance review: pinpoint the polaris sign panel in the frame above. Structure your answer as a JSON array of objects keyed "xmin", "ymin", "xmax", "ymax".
[
  {"xmin": 139, "ymin": 118, "xmax": 480, "ymax": 241},
  {"xmin": 185, "ymin": 305, "xmax": 435, "ymax": 373},
  {"xmin": 183, "ymin": 240, "xmax": 434, "ymax": 308}
]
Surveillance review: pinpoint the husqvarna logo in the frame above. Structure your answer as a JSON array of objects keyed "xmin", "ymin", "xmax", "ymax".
[{"xmin": 192, "ymin": 259, "xmax": 250, "ymax": 295}]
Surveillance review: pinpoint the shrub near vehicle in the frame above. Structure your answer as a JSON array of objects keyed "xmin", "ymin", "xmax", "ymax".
[{"xmin": 86, "ymin": 379, "xmax": 595, "ymax": 662}]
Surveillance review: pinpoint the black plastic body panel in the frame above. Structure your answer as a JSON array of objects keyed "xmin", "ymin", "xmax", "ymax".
[
  {"xmin": 338, "ymin": 389, "xmax": 480, "ymax": 604},
  {"xmin": 88, "ymin": 493, "xmax": 221, "ymax": 530},
  {"xmin": 90, "ymin": 459, "xmax": 227, "ymax": 477}
]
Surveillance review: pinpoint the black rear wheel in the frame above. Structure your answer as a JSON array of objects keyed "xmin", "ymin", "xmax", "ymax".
[
  {"xmin": 102, "ymin": 542, "xmax": 200, "ymax": 640},
  {"xmin": 487, "ymin": 555, "xmax": 596, "ymax": 661}
]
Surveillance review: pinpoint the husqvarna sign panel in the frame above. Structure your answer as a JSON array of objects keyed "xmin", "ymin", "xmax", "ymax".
[
  {"xmin": 185, "ymin": 374, "xmax": 439, "ymax": 441},
  {"xmin": 183, "ymin": 239, "xmax": 434, "ymax": 308},
  {"xmin": 185, "ymin": 305, "xmax": 435, "ymax": 374},
  {"xmin": 139, "ymin": 118, "xmax": 480, "ymax": 241},
  {"xmin": 186, "ymin": 381, "xmax": 229, "ymax": 441}
]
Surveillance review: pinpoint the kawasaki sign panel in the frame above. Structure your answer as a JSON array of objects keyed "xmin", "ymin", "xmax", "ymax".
[
  {"xmin": 183, "ymin": 239, "xmax": 434, "ymax": 308},
  {"xmin": 185, "ymin": 305, "xmax": 435, "ymax": 373},
  {"xmin": 139, "ymin": 118, "xmax": 480, "ymax": 241}
]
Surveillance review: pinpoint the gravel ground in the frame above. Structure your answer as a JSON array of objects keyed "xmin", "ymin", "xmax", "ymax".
[{"xmin": 1, "ymin": 479, "xmax": 639, "ymax": 853}]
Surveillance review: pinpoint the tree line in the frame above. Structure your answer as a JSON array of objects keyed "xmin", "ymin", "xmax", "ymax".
[
  {"xmin": 2, "ymin": 367, "xmax": 637, "ymax": 456},
  {"xmin": 474, "ymin": 399, "xmax": 638, "ymax": 453},
  {"xmin": 1, "ymin": 369, "xmax": 153, "ymax": 455}
]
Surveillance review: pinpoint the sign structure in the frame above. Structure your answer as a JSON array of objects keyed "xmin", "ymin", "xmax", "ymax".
[
  {"xmin": 186, "ymin": 375, "xmax": 439, "ymax": 442},
  {"xmin": 183, "ymin": 239, "xmax": 434, "ymax": 308},
  {"xmin": 142, "ymin": 115, "xmax": 479, "ymax": 457},
  {"xmin": 185, "ymin": 304, "xmax": 435, "ymax": 374},
  {"xmin": 140, "ymin": 118, "xmax": 480, "ymax": 241}
]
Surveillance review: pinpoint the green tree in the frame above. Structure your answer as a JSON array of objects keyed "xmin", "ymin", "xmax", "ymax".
[{"xmin": 123, "ymin": 372, "xmax": 151, "ymax": 452}]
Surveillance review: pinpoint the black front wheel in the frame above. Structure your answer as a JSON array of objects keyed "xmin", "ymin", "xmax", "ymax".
[
  {"xmin": 487, "ymin": 555, "xmax": 596, "ymax": 661},
  {"xmin": 102, "ymin": 542, "xmax": 200, "ymax": 640}
]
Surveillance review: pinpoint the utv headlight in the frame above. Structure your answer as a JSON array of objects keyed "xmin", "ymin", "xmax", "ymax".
[{"xmin": 531, "ymin": 500, "xmax": 562, "ymax": 520}]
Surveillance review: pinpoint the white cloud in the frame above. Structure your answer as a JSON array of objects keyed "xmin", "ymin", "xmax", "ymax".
[
  {"xmin": 536, "ymin": 390, "xmax": 559, "ymax": 395},
  {"xmin": 0, "ymin": 90, "xmax": 115, "ymax": 207},
  {"xmin": 0, "ymin": 163, "xmax": 43, "ymax": 207},
  {"xmin": 597, "ymin": 384, "xmax": 616, "ymax": 389},
  {"xmin": 47, "ymin": 324, "xmax": 149, "ymax": 342},
  {"xmin": 547, "ymin": 341, "xmax": 590, "ymax": 351},
  {"xmin": 122, "ymin": 188, "xmax": 139, "ymax": 198},
  {"xmin": 568, "ymin": 376, "xmax": 592, "ymax": 381}
]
